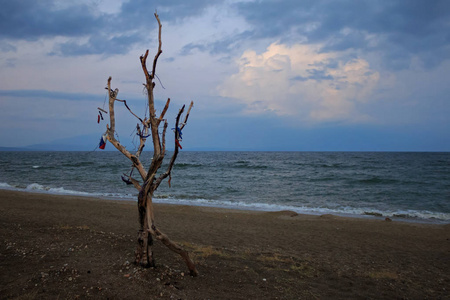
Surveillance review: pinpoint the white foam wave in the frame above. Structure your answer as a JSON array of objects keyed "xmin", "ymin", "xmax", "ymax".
[
  {"xmin": 26, "ymin": 183, "xmax": 46, "ymax": 190},
  {"xmin": 0, "ymin": 181, "xmax": 136, "ymax": 200},
  {"xmin": 153, "ymin": 197, "xmax": 450, "ymax": 223},
  {"xmin": 0, "ymin": 182, "xmax": 14, "ymax": 189},
  {"xmin": 26, "ymin": 183, "xmax": 92, "ymax": 196}
]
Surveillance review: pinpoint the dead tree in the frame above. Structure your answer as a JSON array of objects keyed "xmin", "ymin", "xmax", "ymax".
[{"xmin": 103, "ymin": 12, "xmax": 197, "ymax": 276}]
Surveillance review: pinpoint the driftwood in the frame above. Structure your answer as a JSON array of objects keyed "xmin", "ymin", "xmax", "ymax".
[{"xmin": 103, "ymin": 12, "xmax": 197, "ymax": 276}]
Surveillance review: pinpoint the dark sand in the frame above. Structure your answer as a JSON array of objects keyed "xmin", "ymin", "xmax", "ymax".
[{"xmin": 0, "ymin": 190, "xmax": 449, "ymax": 299}]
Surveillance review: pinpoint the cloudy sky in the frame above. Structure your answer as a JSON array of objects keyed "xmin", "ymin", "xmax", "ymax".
[{"xmin": 1, "ymin": 0, "xmax": 449, "ymax": 151}]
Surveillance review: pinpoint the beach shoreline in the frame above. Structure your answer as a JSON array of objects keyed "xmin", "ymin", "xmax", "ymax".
[
  {"xmin": 1, "ymin": 186, "xmax": 447, "ymax": 225},
  {"xmin": 1, "ymin": 189, "xmax": 449, "ymax": 299}
]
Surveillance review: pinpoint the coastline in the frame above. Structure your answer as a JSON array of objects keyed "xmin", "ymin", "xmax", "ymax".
[
  {"xmin": 1, "ymin": 189, "xmax": 449, "ymax": 299},
  {"xmin": 2, "ymin": 185, "xmax": 448, "ymax": 224}
]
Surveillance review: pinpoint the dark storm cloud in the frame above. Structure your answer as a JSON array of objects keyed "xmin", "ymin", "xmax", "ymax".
[
  {"xmin": 0, "ymin": 0, "xmax": 105, "ymax": 40},
  {"xmin": 120, "ymin": 0, "xmax": 223, "ymax": 23},
  {"xmin": 180, "ymin": 43, "xmax": 208, "ymax": 56},
  {"xmin": 234, "ymin": 0, "xmax": 450, "ymax": 46},
  {"xmin": 2, "ymin": 0, "xmax": 449, "ymax": 65},
  {"xmin": 227, "ymin": 0, "xmax": 450, "ymax": 69},
  {"xmin": 54, "ymin": 33, "xmax": 142, "ymax": 56},
  {"xmin": 109, "ymin": 0, "xmax": 225, "ymax": 37},
  {"xmin": 0, "ymin": 0, "xmax": 120, "ymax": 56},
  {"xmin": 180, "ymin": 31, "xmax": 253, "ymax": 56},
  {"xmin": 0, "ymin": 0, "xmax": 219, "ymax": 56}
]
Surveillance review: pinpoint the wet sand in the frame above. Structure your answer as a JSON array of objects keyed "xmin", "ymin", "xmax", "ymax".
[{"xmin": 1, "ymin": 190, "xmax": 449, "ymax": 299}]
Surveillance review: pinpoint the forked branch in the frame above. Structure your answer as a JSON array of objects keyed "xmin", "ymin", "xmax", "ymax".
[
  {"xmin": 152, "ymin": 102, "xmax": 192, "ymax": 191},
  {"xmin": 105, "ymin": 77, "xmax": 147, "ymax": 180}
]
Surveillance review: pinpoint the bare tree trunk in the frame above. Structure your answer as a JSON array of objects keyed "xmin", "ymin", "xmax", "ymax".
[
  {"xmin": 135, "ymin": 185, "xmax": 197, "ymax": 275},
  {"xmin": 136, "ymin": 189, "xmax": 155, "ymax": 268},
  {"xmin": 102, "ymin": 12, "xmax": 197, "ymax": 276}
]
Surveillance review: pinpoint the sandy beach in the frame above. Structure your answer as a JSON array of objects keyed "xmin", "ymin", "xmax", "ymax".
[{"xmin": 0, "ymin": 189, "xmax": 449, "ymax": 299}]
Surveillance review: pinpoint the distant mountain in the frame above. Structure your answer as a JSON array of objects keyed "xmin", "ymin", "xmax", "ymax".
[
  {"xmin": 0, "ymin": 146, "xmax": 30, "ymax": 151},
  {"xmin": 20, "ymin": 134, "xmax": 134, "ymax": 151},
  {"xmin": 2, "ymin": 134, "xmax": 218, "ymax": 152}
]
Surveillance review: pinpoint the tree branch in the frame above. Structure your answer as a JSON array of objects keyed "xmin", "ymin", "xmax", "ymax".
[
  {"xmin": 158, "ymin": 98, "xmax": 170, "ymax": 125},
  {"xmin": 153, "ymin": 105, "xmax": 186, "ymax": 191},
  {"xmin": 161, "ymin": 120, "xmax": 168, "ymax": 155},
  {"xmin": 148, "ymin": 225, "xmax": 198, "ymax": 276},
  {"xmin": 135, "ymin": 124, "xmax": 148, "ymax": 159},
  {"xmin": 179, "ymin": 101, "xmax": 194, "ymax": 131},
  {"xmin": 140, "ymin": 50, "xmax": 150, "ymax": 84},
  {"xmin": 122, "ymin": 171, "xmax": 142, "ymax": 190},
  {"xmin": 151, "ymin": 12, "xmax": 163, "ymax": 80},
  {"xmin": 116, "ymin": 99, "xmax": 144, "ymax": 125},
  {"xmin": 107, "ymin": 77, "xmax": 116, "ymax": 133},
  {"xmin": 105, "ymin": 77, "xmax": 147, "ymax": 181},
  {"xmin": 137, "ymin": 12, "xmax": 166, "ymax": 181}
]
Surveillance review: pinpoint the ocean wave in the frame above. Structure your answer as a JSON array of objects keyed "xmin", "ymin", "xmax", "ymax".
[
  {"xmin": 61, "ymin": 162, "xmax": 96, "ymax": 168},
  {"xmin": 318, "ymin": 163, "xmax": 346, "ymax": 168},
  {"xmin": 29, "ymin": 165, "xmax": 57, "ymax": 170},
  {"xmin": 232, "ymin": 163, "xmax": 268, "ymax": 170},
  {"xmin": 175, "ymin": 163, "xmax": 204, "ymax": 168},
  {"xmin": 27, "ymin": 184, "xmax": 137, "ymax": 200},
  {"xmin": 357, "ymin": 177, "xmax": 399, "ymax": 184},
  {"xmin": 0, "ymin": 182, "xmax": 14, "ymax": 189},
  {"xmin": 230, "ymin": 160, "xmax": 269, "ymax": 169},
  {"xmin": 26, "ymin": 183, "xmax": 93, "ymax": 196},
  {"xmin": 155, "ymin": 192, "xmax": 221, "ymax": 200},
  {"xmin": 153, "ymin": 197, "xmax": 450, "ymax": 223},
  {"xmin": 0, "ymin": 182, "xmax": 136, "ymax": 200},
  {"xmin": 0, "ymin": 181, "xmax": 125, "ymax": 199}
]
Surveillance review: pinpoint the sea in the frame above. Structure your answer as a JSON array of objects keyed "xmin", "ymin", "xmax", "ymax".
[{"xmin": 0, "ymin": 151, "xmax": 449, "ymax": 223}]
